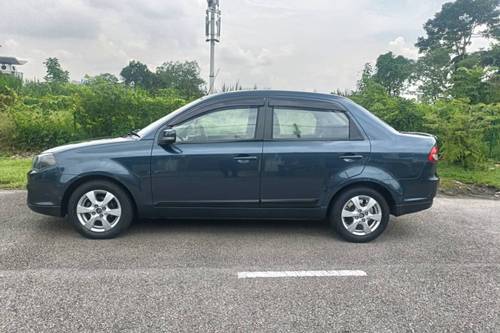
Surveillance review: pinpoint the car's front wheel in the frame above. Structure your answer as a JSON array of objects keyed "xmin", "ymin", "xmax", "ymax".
[
  {"xmin": 330, "ymin": 187, "xmax": 390, "ymax": 242},
  {"xmin": 67, "ymin": 180, "xmax": 134, "ymax": 239}
]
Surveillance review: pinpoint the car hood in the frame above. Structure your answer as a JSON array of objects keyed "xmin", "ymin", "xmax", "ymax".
[{"xmin": 43, "ymin": 137, "xmax": 135, "ymax": 155}]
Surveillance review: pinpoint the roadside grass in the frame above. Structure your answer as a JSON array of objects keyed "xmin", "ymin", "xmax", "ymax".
[
  {"xmin": 0, "ymin": 156, "xmax": 499, "ymax": 192},
  {"xmin": 0, "ymin": 157, "xmax": 32, "ymax": 189},
  {"xmin": 438, "ymin": 161, "xmax": 500, "ymax": 190}
]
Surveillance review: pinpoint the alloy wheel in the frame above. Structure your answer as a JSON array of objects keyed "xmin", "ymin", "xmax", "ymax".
[
  {"xmin": 341, "ymin": 195, "xmax": 382, "ymax": 236},
  {"xmin": 76, "ymin": 190, "xmax": 122, "ymax": 233}
]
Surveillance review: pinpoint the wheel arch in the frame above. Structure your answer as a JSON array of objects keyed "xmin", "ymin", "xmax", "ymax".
[
  {"xmin": 61, "ymin": 174, "xmax": 138, "ymax": 217},
  {"xmin": 327, "ymin": 180, "xmax": 398, "ymax": 217}
]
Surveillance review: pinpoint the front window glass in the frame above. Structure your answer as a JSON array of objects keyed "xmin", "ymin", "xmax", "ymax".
[
  {"xmin": 174, "ymin": 107, "xmax": 258, "ymax": 143},
  {"xmin": 272, "ymin": 108, "xmax": 349, "ymax": 140}
]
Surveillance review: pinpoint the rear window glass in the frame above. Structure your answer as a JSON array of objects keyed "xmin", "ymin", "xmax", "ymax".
[{"xmin": 272, "ymin": 108, "xmax": 349, "ymax": 140}]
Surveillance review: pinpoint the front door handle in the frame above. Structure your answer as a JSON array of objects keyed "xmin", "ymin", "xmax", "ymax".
[{"xmin": 339, "ymin": 154, "xmax": 364, "ymax": 162}]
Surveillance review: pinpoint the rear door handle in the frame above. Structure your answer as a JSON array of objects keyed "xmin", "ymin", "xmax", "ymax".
[
  {"xmin": 339, "ymin": 154, "xmax": 364, "ymax": 162},
  {"xmin": 233, "ymin": 155, "xmax": 257, "ymax": 162}
]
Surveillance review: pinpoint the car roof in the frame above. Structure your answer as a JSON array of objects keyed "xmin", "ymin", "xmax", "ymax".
[{"xmin": 202, "ymin": 90, "xmax": 345, "ymax": 102}]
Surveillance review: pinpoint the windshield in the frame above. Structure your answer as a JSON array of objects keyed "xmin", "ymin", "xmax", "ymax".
[{"xmin": 137, "ymin": 98, "xmax": 205, "ymax": 138}]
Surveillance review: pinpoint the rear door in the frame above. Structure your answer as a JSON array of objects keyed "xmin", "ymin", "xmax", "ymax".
[{"xmin": 260, "ymin": 98, "xmax": 370, "ymax": 209}]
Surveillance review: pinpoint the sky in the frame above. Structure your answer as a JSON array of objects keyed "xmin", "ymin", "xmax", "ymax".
[{"xmin": 0, "ymin": 0, "xmax": 493, "ymax": 92}]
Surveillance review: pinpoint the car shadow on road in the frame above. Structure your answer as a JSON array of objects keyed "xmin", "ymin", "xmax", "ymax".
[
  {"xmin": 30, "ymin": 214, "xmax": 334, "ymax": 238},
  {"xmin": 129, "ymin": 218, "xmax": 334, "ymax": 237},
  {"xmin": 32, "ymin": 214, "xmax": 412, "ymax": 243}
]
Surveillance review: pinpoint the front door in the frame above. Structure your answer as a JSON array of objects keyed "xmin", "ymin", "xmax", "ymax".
[{"xmin": 151, "ymin": 106, "xmax": 263, "ymax": 213}]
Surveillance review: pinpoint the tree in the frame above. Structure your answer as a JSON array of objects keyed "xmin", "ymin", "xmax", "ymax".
[
  {"xmin": 120, "ymin": 60, "xmax": 155, "ymax": 90},
  {"xmin": 155, "ymin": 61, "xmax": 205, "ymax": 99},
  {"xmin": 92, "ymin": 73, "xmax": 119, "ymax": 84},
  {"xmin": 415, "ymin": 48, "xmax": 452, "ymax": 101},
  {"xmin": 452, "ymin": 44, "xmax": 500, "ymax": 103},
  {"xmin": 351, "ymin": 64, "xmax": 425, "ymax": 132},
  {"xmin": 479, "ymin": 43, "xmax": 500, "ymax": 68},
  {"xmin": 450, "ymin": 66, "xmax": 490, "ymax": 103},
  {"xmin": 372, "ymin": 52, "xmax": 415, "ymax": 96},
  {"xmin": 43, "ymin": 57, "xmax": 70, "ymax": 83},
  {"xmin": 416, "ymin": 0, "xmax": 500, "ymax": 60},
  {"xmin": 356, "ymin": 63, "xmax": 375, "ymax": 92}
]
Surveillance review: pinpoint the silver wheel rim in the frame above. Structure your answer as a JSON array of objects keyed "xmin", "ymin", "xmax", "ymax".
[
  {"xmin": 341, "ymin": 195, "xmax": 382, "ymax": 236},
  {"xmin": 76, "ymin": 190, "xmax": 122, "ymax": 233}
]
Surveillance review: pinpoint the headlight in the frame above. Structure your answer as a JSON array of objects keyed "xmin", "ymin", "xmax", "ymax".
[{"xmin": 32, "ymin": 153, "xmax": 57, "ymax": 170}]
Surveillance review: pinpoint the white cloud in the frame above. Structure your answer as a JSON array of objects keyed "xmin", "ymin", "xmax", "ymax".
[
  {"xmin": 0, "ymin": 0, "xmax": 455, "ymax": 90},
  {"xmin": 3, "ymin": 39, "xmax": 20, "ymax": 49},
  {"xmin": 388, "ymin": 37, "xmax": 419, "ymax": 59}
]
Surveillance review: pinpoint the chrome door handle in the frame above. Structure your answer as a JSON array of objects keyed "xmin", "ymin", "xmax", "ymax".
[
  {"xmin": 340, "ymin": 154, "xmax": 364, "ymax": 162},
  {"xmin": 233, "ymin": 155, "xmax": 257, "ymax": 161}
]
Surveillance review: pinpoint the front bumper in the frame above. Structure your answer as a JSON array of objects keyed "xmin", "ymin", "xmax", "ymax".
[
  {"xmin": 27, "ymin": 167, "xmax": 65, "ymax": 217},
  {"xmin": 28, "ymin": 203, "xmax": 62, "ymax": 217}
]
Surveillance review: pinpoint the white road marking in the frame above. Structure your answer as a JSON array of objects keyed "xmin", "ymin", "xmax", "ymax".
[{"xmin": 237, "ymin": 270, "xmax": 367, "ymax": 279}]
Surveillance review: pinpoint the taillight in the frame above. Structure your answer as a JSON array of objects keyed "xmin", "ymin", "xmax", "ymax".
[{"xmin": 428, "ymin": 146, "xmax": 439, "ymax": 162}]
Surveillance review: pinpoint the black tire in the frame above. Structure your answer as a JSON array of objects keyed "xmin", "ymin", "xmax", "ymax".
[
  {"xmin": 67, "ymin": 180, "xmax": 134, "ymax": 239},
  {"xmin": 330, "ymin": 186, "xmax": 390, "ymax": 243}
]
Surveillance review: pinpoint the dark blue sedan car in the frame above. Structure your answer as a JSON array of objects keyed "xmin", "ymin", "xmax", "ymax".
[{"xmin": 27, "ymin": 91, "xmax": 439, "ymax": 242}]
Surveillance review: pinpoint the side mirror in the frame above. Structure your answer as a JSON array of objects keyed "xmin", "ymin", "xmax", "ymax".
[{"xmin": 159, "ymin": 129, "xmax": 176, "ymax": 145}]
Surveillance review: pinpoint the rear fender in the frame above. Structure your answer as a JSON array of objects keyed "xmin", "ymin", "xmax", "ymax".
[{"xmin": 326, "ymin": 165, "xmax": 403, "ymax": 207}]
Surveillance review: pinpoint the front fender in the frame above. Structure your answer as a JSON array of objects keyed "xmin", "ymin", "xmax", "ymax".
[{"xmin": 56, "ymin": 141, "xmax": 153, "ymax": 215}]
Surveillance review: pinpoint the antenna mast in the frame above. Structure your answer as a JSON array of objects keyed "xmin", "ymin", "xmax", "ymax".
[{"xmin": 206, "ymin": 0, "xmax": 221, "ymax": 94}]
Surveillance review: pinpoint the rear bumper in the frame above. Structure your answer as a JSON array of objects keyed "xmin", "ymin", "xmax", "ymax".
[
  {"xmin": 393, "ymin": 199, "xmax": 433, "ymax": 216},
  {"xmin": 393, "ymin": 175, "xmax": 438, "ymax": 216}
]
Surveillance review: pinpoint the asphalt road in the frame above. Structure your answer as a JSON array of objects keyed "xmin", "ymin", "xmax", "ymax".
[{"xmin": 0, "ymin": 191, "xmax": 499, "ymax": 332}]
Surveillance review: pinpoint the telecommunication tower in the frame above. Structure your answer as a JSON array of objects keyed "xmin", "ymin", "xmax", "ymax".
[{"xmin": 206, "ymin": 0, "xmax": 221, "ymax": 94}]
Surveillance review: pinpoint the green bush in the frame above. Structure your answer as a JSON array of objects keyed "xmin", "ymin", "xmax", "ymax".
[
  {"xmin": 75, "ymin": 79, "xmax": 185, "ymax": 138},
  {"xmin": 0, "ymin": 73, "xmax": 22, "ymax": 91},
  {"xmin": 350, "ymin": 79, "xmax": 426, "ymax": 132},
  {"xmin": 6, "ymin": 102, "xmax": 78, "ymax": 152},
  {"xmin": 420, "ymin": 100, "xmax": 491, "ymax": 169},
  {"xmin": 0, "ymin": 76, "xmax": 187, "ymax": 152},
  {"xmin": 1, "ymin": 71, "xmax": 498, "ymax": 171},
  {"xmin": 0, "ymin": 86, "xmax": 17, "ymax": 112},
  {"xmin": 0, "ymin": 112, "xmax": 16, "ymax": 152},
  {"xmin": 351, "ymin": 78, "xmax": 500, "ymax": 169}
]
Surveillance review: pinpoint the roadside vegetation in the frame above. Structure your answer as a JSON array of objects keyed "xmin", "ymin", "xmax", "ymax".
[
  {"xmin": 0, "ymin": 0, "xmax": 499, "ymax": 192},
  {"xmin": 0, "ymin": 156, "xmax": 31, "ymax": 189},
  {"xmin": 439, "ymin": 162, "xmax": 500, "ymax": 188}
]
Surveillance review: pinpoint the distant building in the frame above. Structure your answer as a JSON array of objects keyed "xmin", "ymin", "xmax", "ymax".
[{"xmin": 0, "ymin": 56, "xmax": 27, "ymax": 79}]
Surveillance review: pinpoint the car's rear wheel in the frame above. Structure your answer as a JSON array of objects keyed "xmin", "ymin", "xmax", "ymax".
[
  {"xmin": 330, "ymin": 186, "xmax": 390, "ymax": 242},
  {"xmin": 67, "ymin": 180, "xmax": 134, "ymax": 239}
]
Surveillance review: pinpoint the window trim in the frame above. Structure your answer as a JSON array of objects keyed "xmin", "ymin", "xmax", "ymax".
[
  {"xmin": 157, "ymin": 105, "xmax": 265, "ymax": 145},
  {"xmin": 267, "ymin": 106, "xmax": 356, "ymax": 142},
  {"xmin": 268, "ymin": 97, "xmax": 347, "ymax": 111}
]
